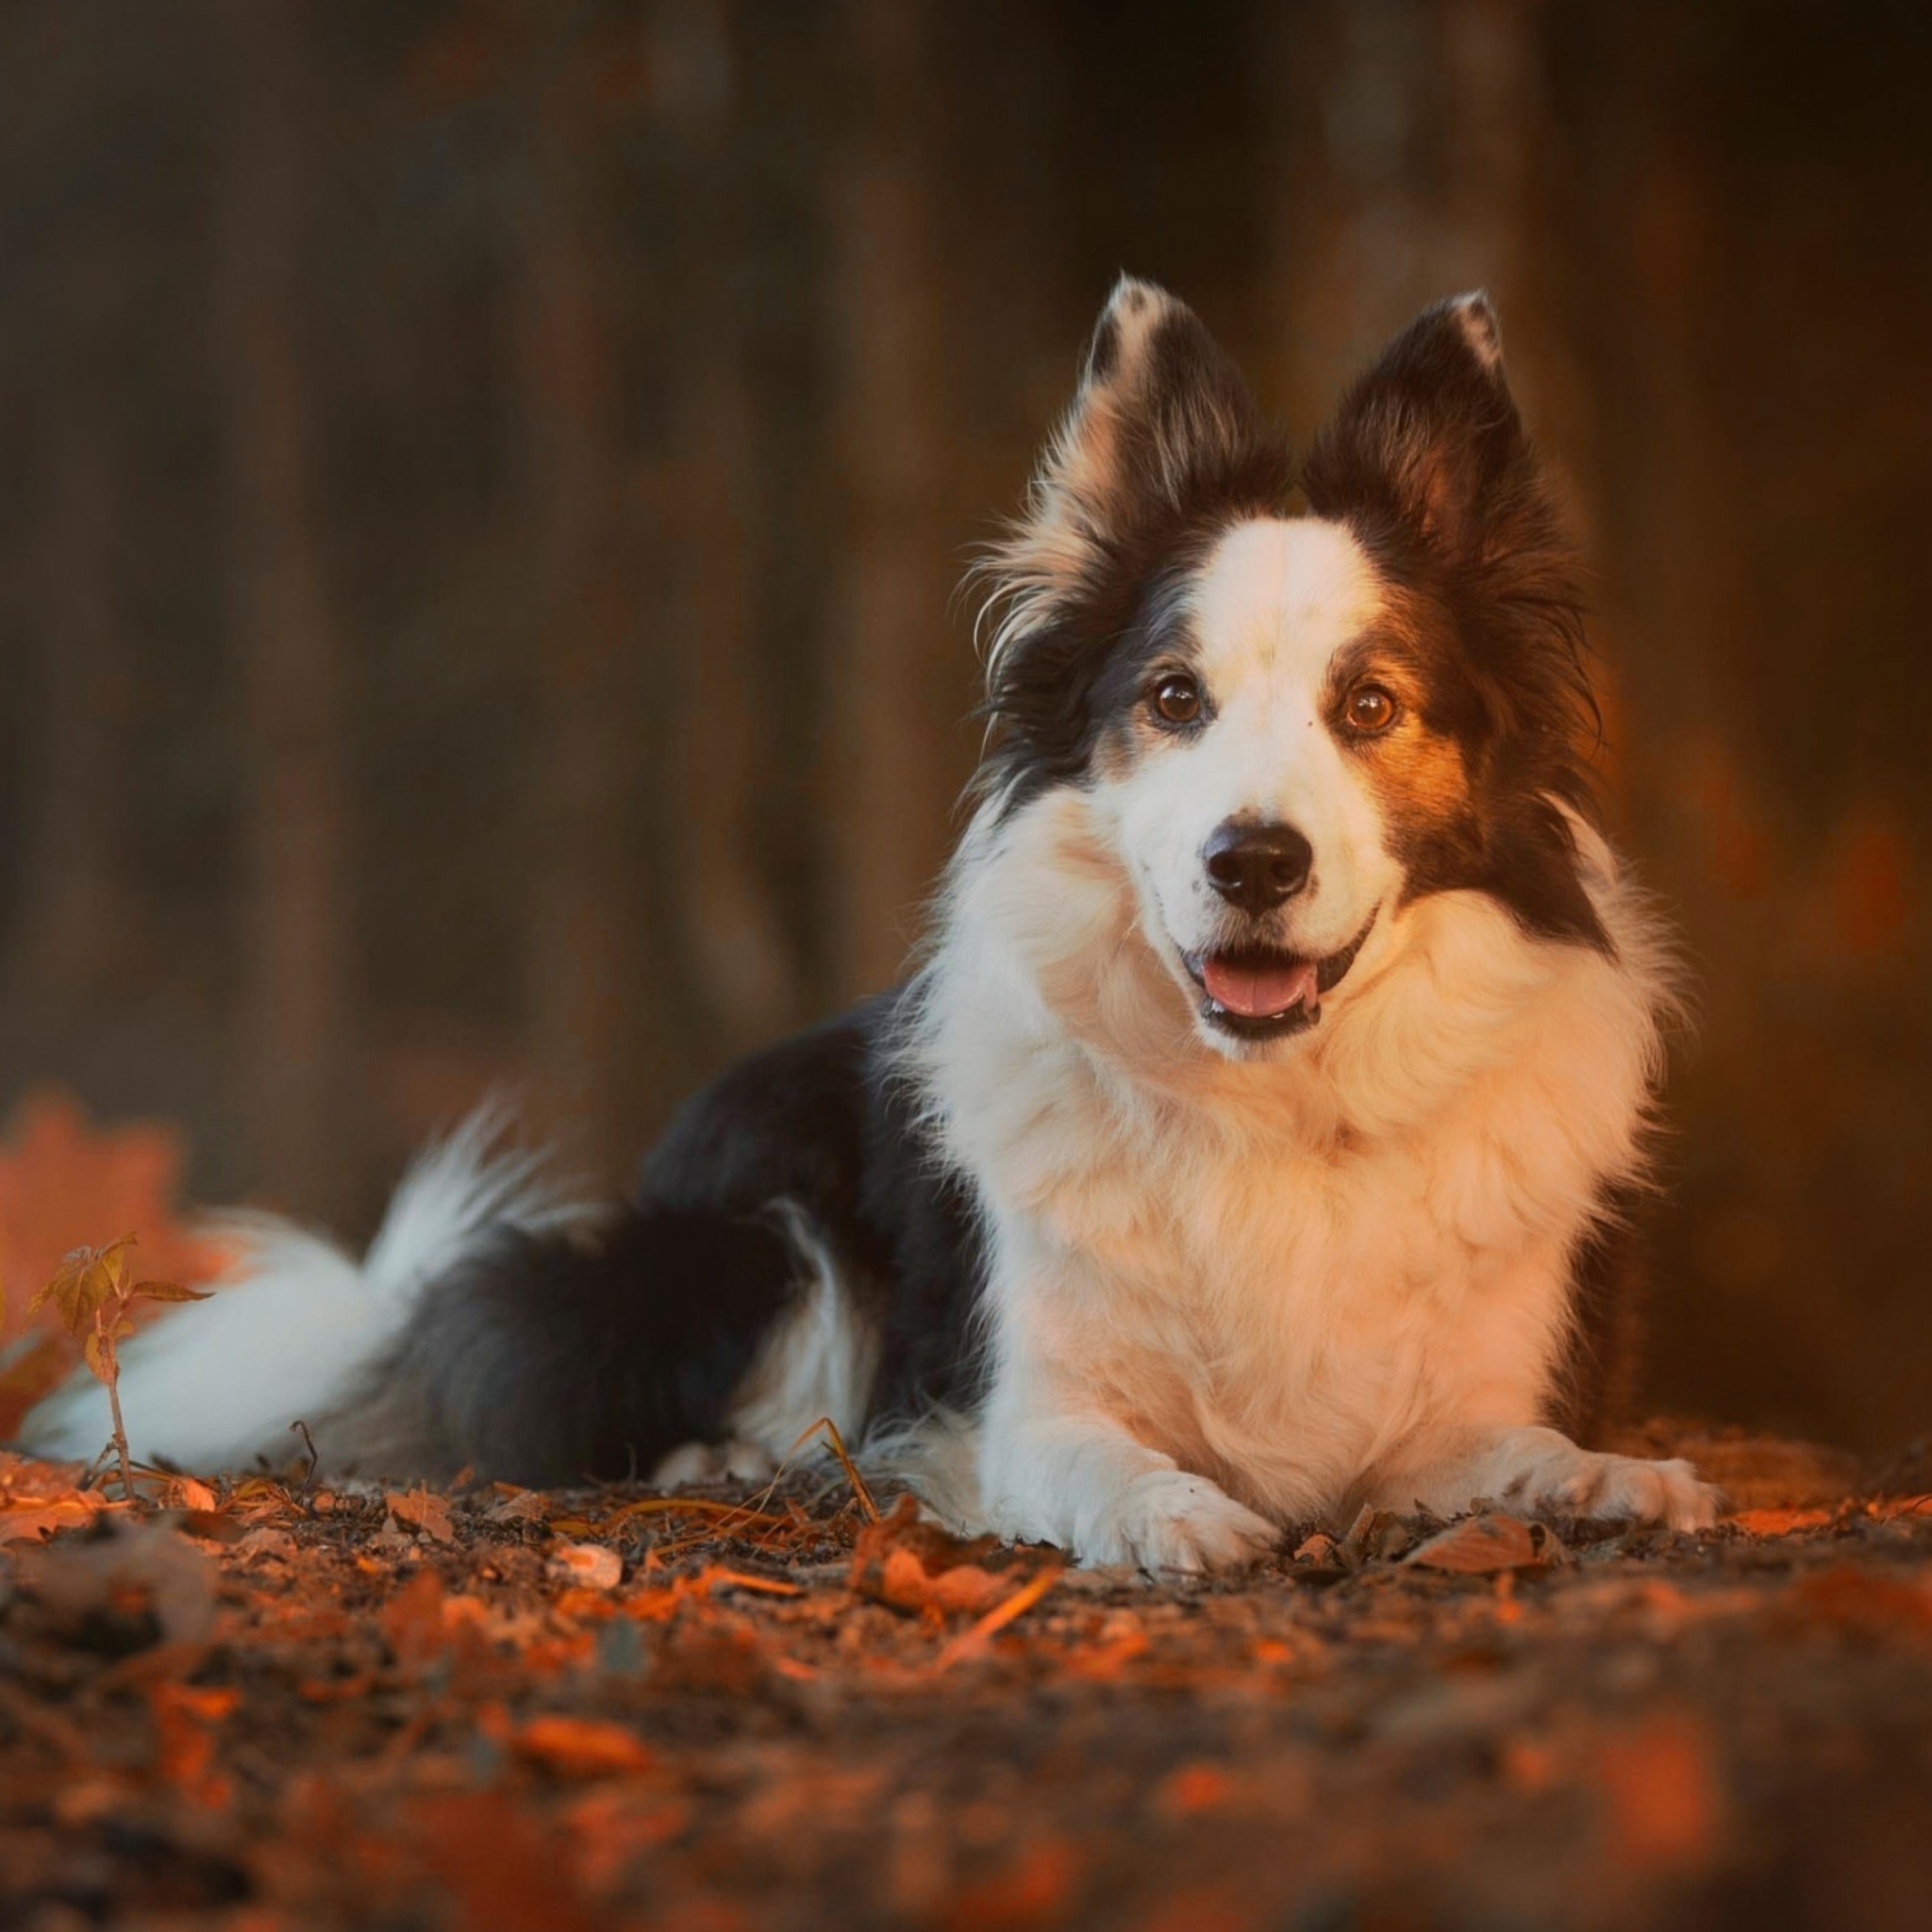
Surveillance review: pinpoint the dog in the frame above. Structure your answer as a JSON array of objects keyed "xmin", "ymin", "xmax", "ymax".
[{"xmin": 27, "ymin": 279, "xmax": 1720, "ymax": 1569}]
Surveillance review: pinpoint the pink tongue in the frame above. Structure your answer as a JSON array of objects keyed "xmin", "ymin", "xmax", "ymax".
[{"xmin": 1201, "ymin": 954, "xmax": 1320, "ymax": 1019}]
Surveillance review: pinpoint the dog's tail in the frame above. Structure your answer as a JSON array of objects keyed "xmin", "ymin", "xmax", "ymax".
[{"xmin": 20, "ymin": 1106, "xmax": 595, "ymax": 1477}]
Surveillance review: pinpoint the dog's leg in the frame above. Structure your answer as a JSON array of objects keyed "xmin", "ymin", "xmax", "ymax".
[
  {"xmin": 977, "ymin": 1292, "xmax": 1279, "ymax": 1572},
  {"xmin": 982, "ymin": 1406, "xmax": 1280, "ymax": 1572},
  {"xmin": 1372, "ymin": 1424, "xmax": 1720, "ymax": 1530}
]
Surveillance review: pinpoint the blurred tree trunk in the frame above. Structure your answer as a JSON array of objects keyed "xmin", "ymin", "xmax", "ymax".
[
  {"xmin": 826, "ymin": 0, "xmax": 956, "ymax": 999},
  {"xmin": 221, "ymin": 0, "xmax": 354, "ymax": 1219},
  {"xmin": 9, "ymin": 394, "xmax": 123, "ymax": 1014},
  {"xmin": 656, "ymin": 0, "xmax": 801, "ymax": 1053},
  {"xmin": 1262, "ymin": 0, "xmax": 1432, "ymax": 431},
  {"xmin": 517, "ymin": 65, "xmax": 644, "ymax": 1178},
  {"xmin": 1262, "ymin": 0, "xmax": 1571, "ymax": 446}
]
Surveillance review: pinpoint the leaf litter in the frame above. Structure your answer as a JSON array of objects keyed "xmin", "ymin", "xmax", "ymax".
[{"xmin": 0, "ymin": 1430, "xmax": 1929, "ymax": 1930}]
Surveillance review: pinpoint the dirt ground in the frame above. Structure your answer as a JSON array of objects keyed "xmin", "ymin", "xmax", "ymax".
[{"xmin": 3, "ymin": 1424, "xmax": 1931, "ymax": 1932}]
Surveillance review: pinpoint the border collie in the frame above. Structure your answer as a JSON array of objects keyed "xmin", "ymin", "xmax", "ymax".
[{"xmin": 28, "ymin": 280, "xmax": 1719, "ymax": 1569}]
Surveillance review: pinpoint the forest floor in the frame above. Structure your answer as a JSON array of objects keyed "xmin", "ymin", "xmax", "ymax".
[{"xmin": 3, "ymin": 1424, "xmax": 1931, "ymax": 1932}]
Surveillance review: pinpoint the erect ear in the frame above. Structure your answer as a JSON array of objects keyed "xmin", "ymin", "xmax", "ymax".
[
  {"xmin": 981, "ymin": 276, "xmax": 1286, "ymax": 686},
  {"xmin": 1300, "ymin": 291, "xmax": 1551, "ymax": 568}
]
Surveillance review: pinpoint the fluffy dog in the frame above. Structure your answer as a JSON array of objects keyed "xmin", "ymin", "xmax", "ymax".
[{"xmin": 28, "ymin": 279, "xmax": 1719, "ymax": 1568}]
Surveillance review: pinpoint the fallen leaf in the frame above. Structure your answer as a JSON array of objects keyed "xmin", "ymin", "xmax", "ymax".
[
  {"xmin": 0, "ymin": 1479, "xmax": 117, "ymax": 1545},
  {"xmin": 1787, "ymin": 1563, "xmax": 1932, "ymax": 1636},
  {"xmin": 1405, "ymin": 1513, "xmax": 1547, "ymax": 1574},
  {"xmin": 943, "ymin": 1835, "xmax": 1080, "ymax": 1929},
  {"xmin": 935, "ymin": 1562, "xmax": 1065, "ymax": 1669},
  {"xmin": 488, "ymin": 1487, "xmax": 551, "ymax": 1525},
  {"xmin": 851, "ymin": 1493, "xmax": 1022, "ymax": 1616},
  {"xmin": 1871, "ymin": 1493, "xmax": 1932, "ymax": 1523},
  {"xmin": 1731, "ymin": 1505, "xmax": 1835, "ymax": 1536},
  {"xmin": 166, "ymin": 1475, "xmax": 220, "ymax": 1514},
  {"xmin": 390, "ymin": 1487, "xmax": 456, "ymax": 1544},
  {"xmin": 1594, "ymin": 1712, "xmax": 1724, "ymax": 1874},
  {"xmin": 1156, "ymin": 1762, "xmax": 1235, "ymax": 1817},
  {"xmin": 514, "ymin": 1715, "xmax": 656, "ymax": 1778},
  {"xmin": 547, "ymin": 1541, "xmax": 622, "ymax": 1591},
  {"xmin": 232, "ymin": 1527, "xmax": 298, "ymax": 1564}
]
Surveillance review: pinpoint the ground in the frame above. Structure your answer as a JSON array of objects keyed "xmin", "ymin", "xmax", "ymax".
[{"xmin": 3, "ymin": 1425, "xmax": 1931, "ymax": 1932}]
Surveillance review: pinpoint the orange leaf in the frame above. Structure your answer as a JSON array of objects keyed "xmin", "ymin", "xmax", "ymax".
[
  {"xmin": 389, "ymin": 1487, "xmax": 456, "ymax": 1544},
  {"xmin": 1595, "ymin": 1713, "xmax": 1724, "ymax": 1874},
  {"xmin": 0, "ymin": 1091, "xmax": 231, "ymax": 1355},
  {"xmin": 513, "ymin": 1715, "xmax": 655, "ymax": 1778},
  {"xmin": 1730, "ymin": 1505, "xmax": 1835, "ymax": 1537},
  {"xmin": 0, "ymin": 1483, "xmax": 119, "ymax": 1544},
  {"xmin": 852, "ymin": 1493, "xmax": 1022, "ymax": 1618},
  {"xmin": 1405, "ymin": 1513, "xmax": 1546, "ymax": 1574}
]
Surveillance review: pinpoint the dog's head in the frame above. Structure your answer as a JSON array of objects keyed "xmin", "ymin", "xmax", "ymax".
[{"xmin": 975, "ymin": 277, "xmax": 1605, "ymax": 1058}]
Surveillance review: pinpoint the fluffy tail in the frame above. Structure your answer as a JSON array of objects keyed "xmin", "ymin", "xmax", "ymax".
[{"xmin": 21, "ymin": 1107, "xmax": 591, "ymax": 1474}]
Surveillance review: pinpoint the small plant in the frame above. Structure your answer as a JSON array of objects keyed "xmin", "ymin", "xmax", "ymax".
[{"xmin": 26, "ymin": 1236, "xmax": 209, "ymax": 1500}]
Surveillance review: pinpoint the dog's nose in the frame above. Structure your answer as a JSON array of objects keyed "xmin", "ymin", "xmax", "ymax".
[{"xmin": 1203, "ymin": 820, "xmax": 1314, "ymax": 912}]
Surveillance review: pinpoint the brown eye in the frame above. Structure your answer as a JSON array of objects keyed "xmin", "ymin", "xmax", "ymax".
[
  {"xmin": 1344, "ymin": 684, "xmax": 1398, "ymax": 735},
  {"xmin": 1151, "ymin": 674, "xmax": 1203, "ymax": 726}
]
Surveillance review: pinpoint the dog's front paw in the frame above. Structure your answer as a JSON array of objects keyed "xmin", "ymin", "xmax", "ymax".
[
  {"xmin": 1086, "ymin": 1470, "xmax": 1279, "ymax": 1574},
  {"xmin": 1533, "ymin": 1449, "xmax": 1721, "ymax": 1531},
  {"xmin": 1481, "ymin": 1428, "xmax": 1720, "ymax": 1531}
]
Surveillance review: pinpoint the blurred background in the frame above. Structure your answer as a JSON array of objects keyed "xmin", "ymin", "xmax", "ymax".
[{"xmin": 0, "ymin": 0, "xmax": 1927, "ymax": 1450}]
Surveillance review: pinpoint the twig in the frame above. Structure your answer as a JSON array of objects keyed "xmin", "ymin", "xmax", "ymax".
[
  {"xmin": 289, "ymin": 1420, "xmax": 320, "ymax": 1497},
  {"xmin": 101, "ymin": 1326, "xmax": 135, "ymax": 1502}
]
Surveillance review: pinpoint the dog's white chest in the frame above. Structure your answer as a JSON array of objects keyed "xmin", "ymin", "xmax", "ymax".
[{"xmin": 997, "ymin": 1042, "xmax": 1595, "ymax": 1522}]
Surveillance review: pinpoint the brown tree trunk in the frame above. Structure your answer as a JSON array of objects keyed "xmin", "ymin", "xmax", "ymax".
[
  {"xmin": 1261, "ymin": 0, "xmax": 1566, "ymax": 436},
  {"xmin": 517, "ymin": 68, "xmax": 644, "ymax": 1179},
  {"xmin": 825, "ymin": 0, "xmax": 956, "ymax": 1000},
  {"xmin": 9, "ymin": 393, "xmax": 124, "ymax": 1015},
  {"xmin": 656, "ymin": 0, "xmax": 801, "ymax": 1053},
  {"xmin": 222, "ymin": 0, "xmax": 354, "ymax": 1220}
]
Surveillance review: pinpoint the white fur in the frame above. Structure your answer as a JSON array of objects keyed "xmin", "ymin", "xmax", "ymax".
[
  {"xmin": 902, "ymin": 510, "xmax": 1715, "ymax": 1570},
  {"xmin": 1110, "ymin": 517, "xmax": 1405, "ymax": 1041},
  {"xmin": 24, "ymin": 1107, "xmax": 591, "ymax": 1472}
]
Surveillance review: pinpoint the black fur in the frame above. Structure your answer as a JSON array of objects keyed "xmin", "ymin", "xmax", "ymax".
[
  {"xmin": 1550, "ymin": 1186, "xmax": 1650, "ymax": 1447},
  {"xmin": 1300, "ymin": 295, "xmax": 1608, "ymax": 952},
  {"xmin": 358, "ymin": 993, "xmax": 985, "ymax": 1486},
  {"xmin": 352, "ymin": 285, "xmax": 1628, "ymax": 1491},
  {"xmin": 979, "ymin": 297, "xmax": 1291, "ymax": 812}
]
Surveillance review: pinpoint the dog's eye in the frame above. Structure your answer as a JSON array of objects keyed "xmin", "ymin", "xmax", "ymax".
[
  {"xmin": 1150, "ymin": 674, "xmax": 1203, "ymax": 726},
  {"xmin": 1343, "ymin": 684, "xmax": 1398, "ymax": 735}
]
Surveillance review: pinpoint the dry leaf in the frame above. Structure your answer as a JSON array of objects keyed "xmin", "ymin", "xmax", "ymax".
[
  {"xmin": 547, "ymin": 1541, "xmax": 622, "ymax": 1591},
  {"xmin": 1731, "ymin": 1505, "xmax": 1835, "ymax": 1536},
  {"xmin": 514, "ymin": 1715, "xmax": 655, "ymax": 1778},
  {"xmin": 1595, "ymin": 1712, "xmax": 1724, "ymax": 1874},
  {"xmin": 1405, "ymin": 1513, "xmax": 1547, "ymax": 1574},
  {"xmin": 0, "ymin": 1490, "xmax": 117, "ymax": 1544},
  {"xmin": 488, "ymin": 1488, "xmax": 552, "ymax": 1525},
  {"xmin": 232, "ymin": 1527, "xmax": 298, "ymax": 1564},
  {"xmin": 167, "ymin": 1475, "xmax": 220, "ymax": 1513},
  {"xmin": 850, "ymin": 1493, "xmax": 1022, "ymax": 1617},
  {"xmin": 390, "ymin": 1487, "xmax": 457, "ymax": 1544}
]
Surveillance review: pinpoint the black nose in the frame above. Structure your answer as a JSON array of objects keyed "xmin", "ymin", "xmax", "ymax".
[{"xmin": 1203, "ymin": 820, "xmax": 1314, "ymax": 912}]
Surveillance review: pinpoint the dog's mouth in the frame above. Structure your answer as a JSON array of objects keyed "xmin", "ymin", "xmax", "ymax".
[{"xmin": 1182, "ymin": 910, "xmax": 1377, "ymax": 1041}]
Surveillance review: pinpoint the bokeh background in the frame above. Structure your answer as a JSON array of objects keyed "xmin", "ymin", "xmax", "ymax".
[{"xmin": 0, "ymin": 0, "xmax": 1927, "ymax": 1450}]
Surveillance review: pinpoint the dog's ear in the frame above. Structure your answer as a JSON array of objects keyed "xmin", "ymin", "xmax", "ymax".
[
  {"xmin": 1301, "ymin": 291, "xmax": 1551, "ymax": 570},
  {"xmin": 983, "ymin": 279, "xmax": 1283, "ymax": 663}
]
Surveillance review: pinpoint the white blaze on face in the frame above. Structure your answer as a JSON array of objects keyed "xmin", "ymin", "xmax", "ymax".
[{"xmin": 1098, "ymin": 515, "xmax": 1405, "ymax": 979}]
